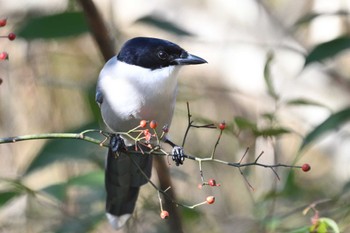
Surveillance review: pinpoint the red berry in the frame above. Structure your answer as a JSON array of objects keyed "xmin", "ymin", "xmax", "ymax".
[
  {"xmin": 140, "ymin": 120, "xmax": 147, "ymax": 128},
  {"xmin": 150, "ymin": 120, "xmax": 158, "ymax": 129},
  {"xmin": 206, "ymin": 196, "xmax": 215, "ymax": 204},
  {"xmin": 0, "ymin": 52, "xmax": 8, "ymax": 60},
  {"xmin": 208, "ymin": 179, "xmax": 216, "ymax": 186},
  {"xmin": 8, "ymin": 33, "xmax": 16, "ymax": 41},
  {"xmin": 160, "ymin": 210, "xmax": 169, "ymax": 219},
  {"xmin": 219, "ymin": 122, "xmax": 226, "ymax": 130},
  {"xmin": 0, "ymin": 19, "xmax": 7, "ymax": 27},
  {"xmin": 301, "ymin": 163, "xmax": 311, "ymax": 172}
]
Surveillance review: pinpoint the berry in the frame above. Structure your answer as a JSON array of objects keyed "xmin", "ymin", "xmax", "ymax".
[
  {"xmin": 208, "ymin": 179, "xmax": 216, "ymax": 186},
  {"xmin": 206, "ymin": 196, "xmax": 215, "ymax": 204},
  {"xmin": 0, "ymin": 19, "xmax": 7, "ymax": 27},
  {"xmin": 8, "ymin": 33, "xmax": 16, "ymax": 41},
  {"xmin": 0, "ymin": 52, "xmax": 8, "ymax": 60},
  {"xmin": 160, "ymin": 210, "xmax": 169, "ymax": 219},
  {"xmin": 301, "ymin": 163, "xmax": 311, "ymax": 172},
  {"xmin": 143, "ymin": 129, "xmax": 151, "ymax": 141},
  {"xmin": 150, "ymin": 120, "xmax": 158, "ymax": 129},
  {"xmin": 219, "ymin": 122, "xmax": 226, "ymax": 130},
  {"xmin": 162, "ymin": 124, "xmax": 169, "ymax": 133},
  {"xmin": 140, "ymin": 120, "xmax": 147, "ymax": 128}
]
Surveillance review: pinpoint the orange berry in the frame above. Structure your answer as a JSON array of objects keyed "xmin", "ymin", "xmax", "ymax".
[
  {"xmin": 160, "ymin": 210, "xmax": 169, "ymax": 219},
  {"xmin": 206, "ymin": 196, "xmax": 215, "ymax": 204},
  {"xmin": 150, "ymin": 120, "xmax": 158, "ymax": 129},
  {"xmin": 140, "ymin": 120, "xmax": 147, "ymax": 128},
  {"xmin": 301, "ymin": 163, "xmax": 311, "ymax": 172}
]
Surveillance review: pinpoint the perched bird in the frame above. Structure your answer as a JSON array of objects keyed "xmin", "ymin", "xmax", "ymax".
[{"xmin": 96, "ymin": 37, "xmax": 206, "ymax": 229}]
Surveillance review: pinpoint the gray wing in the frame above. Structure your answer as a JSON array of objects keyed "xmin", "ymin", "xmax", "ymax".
[{"xmin": 95, "ymin": 89, "xmax": 103, "ymax": 106}]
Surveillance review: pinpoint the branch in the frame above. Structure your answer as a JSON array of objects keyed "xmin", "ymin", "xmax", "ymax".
[{"xmin": 77, "ymin": 0, "xmax": 115, "ymax": 61}]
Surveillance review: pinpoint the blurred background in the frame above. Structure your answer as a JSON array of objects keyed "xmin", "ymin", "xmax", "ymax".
[{"xmin": 0, "ymin": 0, "xmax": 350, "ymax": 232}]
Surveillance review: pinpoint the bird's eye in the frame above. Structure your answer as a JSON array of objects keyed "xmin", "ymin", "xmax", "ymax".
[{"xmin": 157, "ymin": 51, "xmax": 168, "ymax": 60}]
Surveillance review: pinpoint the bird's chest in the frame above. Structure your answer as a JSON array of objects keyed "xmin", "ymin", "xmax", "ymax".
[{"xmin": 100, "ymin": 71, "xmax": 178, "ymax": 132}]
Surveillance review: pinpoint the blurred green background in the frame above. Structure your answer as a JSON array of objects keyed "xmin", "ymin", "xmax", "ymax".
[{"xmin": 1, "ymin": 0, "xmax": 350, "ymax": 232}]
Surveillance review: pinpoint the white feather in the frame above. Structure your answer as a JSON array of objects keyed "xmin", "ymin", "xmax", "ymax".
[
  {"xmin": 97, "ymin": 57, "xmax": 181, "ymax": 145},
  {"xmin": 106, "ymin": 213, "xmax": 131, "ymax": 230}
]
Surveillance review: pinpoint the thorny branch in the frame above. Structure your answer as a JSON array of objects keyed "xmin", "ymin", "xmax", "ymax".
[{"xmin": 0, "ymin": 102, "xmax": 309, "ymax": 211}]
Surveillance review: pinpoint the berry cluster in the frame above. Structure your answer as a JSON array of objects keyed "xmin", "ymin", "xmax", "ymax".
[
  {"xmin": 0, "ymin": 18, "xmax": 16, "ymax": 61},
  {"xmin": 107, "ymin": 114, "xmax": 312, "ymax": 221}
]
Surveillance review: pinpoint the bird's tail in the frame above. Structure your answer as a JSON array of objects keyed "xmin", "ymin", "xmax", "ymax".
[{"xmin": 105, "ymin": 147, "xmax": 152, "ymax": 229}]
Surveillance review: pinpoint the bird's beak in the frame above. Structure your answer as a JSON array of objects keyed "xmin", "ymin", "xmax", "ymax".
[{"xmin": 173, "ymin": 51, "xmax": 207, "ymax": 65}]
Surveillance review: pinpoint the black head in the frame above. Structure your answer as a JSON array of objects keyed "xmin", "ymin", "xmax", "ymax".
[{"xmin": 117, "ymin": 37, "xmax": 207, "ymax": 70}]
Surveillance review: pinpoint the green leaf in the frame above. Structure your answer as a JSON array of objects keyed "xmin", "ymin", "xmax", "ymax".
[
  {"xmin": 319, "ymin": 218, "xmax": 340, "ymax": 233},
  {"xmin": 233, "ymin": 116, "xmax": 257, "ymax": 130},
  {"xmin": 310, "ymin": 220, "xmax": 328, "ymax": 233},
  {"xmin": 68, "ymin": 170, "xmax": 104, "ymax": 188},
  {"xmin": 264, "ymin": 51, "xmax": 278, "ymax": 100},
  {"xmin": 41, "ymin": 183, "xmax": 67, "ymax": 202},
  {"xmin": 253, "ymin": 127, "xmax": 290, "ymax": 137},
  {"xmin": 300, "ymin": 107, "xmax": 350, "ymax": 151},
  {"xmin": 17, "ymin": 12, "xmax": 89, "ymax": 39},
  {"xmin": 305, "ymin": 36, "xmax": 350, "ymax": 66},
  {"xmin": 285, "ymin": 98, "xmax": 327, "ymax": 108},
  {"xmin": 24, "ymin": 122, "xmax": 103, "ymax": 175},
  {"xmin": 135, "ymin": 16, "xmax": 192, "ymax": 36},
  {"xmin": 181, "ymin": 207, "xmax": 202, "ymax": 223},
  {"xmin": 0, "ymin": 191, "xmax": 20, "ymax": 206}
]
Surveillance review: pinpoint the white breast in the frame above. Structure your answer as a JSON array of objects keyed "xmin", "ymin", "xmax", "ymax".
[{"xmin": 97, "ymin": 58, "xmax": 180, "ymax": 144}]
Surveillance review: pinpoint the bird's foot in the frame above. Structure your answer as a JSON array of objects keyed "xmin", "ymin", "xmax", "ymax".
[
  {"xmin": 110, "ymin": 134, "xmax": 126, "ymax": 155},
  {"xmin": 172, "ymin": 146, "xmax": 185, "ymax": 166}
]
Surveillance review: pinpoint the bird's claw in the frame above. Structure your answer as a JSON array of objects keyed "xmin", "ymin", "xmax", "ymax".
[
  {"xmin": 110, "ymin": 134, "xmax": 125, "ymax": 155},
  {"xmin": 172, "ymin": 146, "xmax": 185, "ymax": 166}
]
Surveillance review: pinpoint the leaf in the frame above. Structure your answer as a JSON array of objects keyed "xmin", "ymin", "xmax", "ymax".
[
  {"xmin": 41, "ymin": 183, "xmax": 67, "ymax": 202},
  {"xmin": 16, "ymin": 12, "xmax": 89, "ymax": 39},
  {"xmin": 285, "ymin": 98, "xmax": 327, "ymax": 108},
  {"xmin": 309, "ymin": 220, "xmax": 328, "ymax": 233},
  {"xmin": 295, "ymin": 10, "xmax": 350, "ymax": 26},
  {"xmin": 253, "ymin": 127, "xmax": 290, "ymax": 137},
  {"xmin": 319, "ymin": 218, "xmax": 340, "ymax": 233},
  {"xmin": 0, "ymin": 191, "xmax": 20, "ymax": 206},
  {"xmin": 135, "ymin": 16, "xmax": 192, "ymax": 36},
  {"xmin": 24, "ymin": 122, "xmax": 103, "ymax": 175},
  {"xmin": 300, "ymin": 107, "xmax": 350, "ymax": 151},
  {"xmin": 68, "ymin": 170, "xmax": 104, "ymax": 188},
  {"xmin": 264, "ymin": 51, "xmax": 278, "ymax": 100},
  {"xmin": 233, "ymin": 116, "xmax": 257, "ymax": 131},
  {"xmin": 304, "ymin": 36, "xmax": 350, "ymax": 66}
]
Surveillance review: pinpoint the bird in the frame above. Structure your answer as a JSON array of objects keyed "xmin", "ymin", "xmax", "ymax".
[{"xmin": 95, "ymin": 37, "xmax": 207, "ymax": 229}]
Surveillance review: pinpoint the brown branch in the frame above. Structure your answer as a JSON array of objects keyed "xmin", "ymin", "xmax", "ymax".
[{"xmin": 77, "ymin": 0, "xmax": 115, "ymax": 61}]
